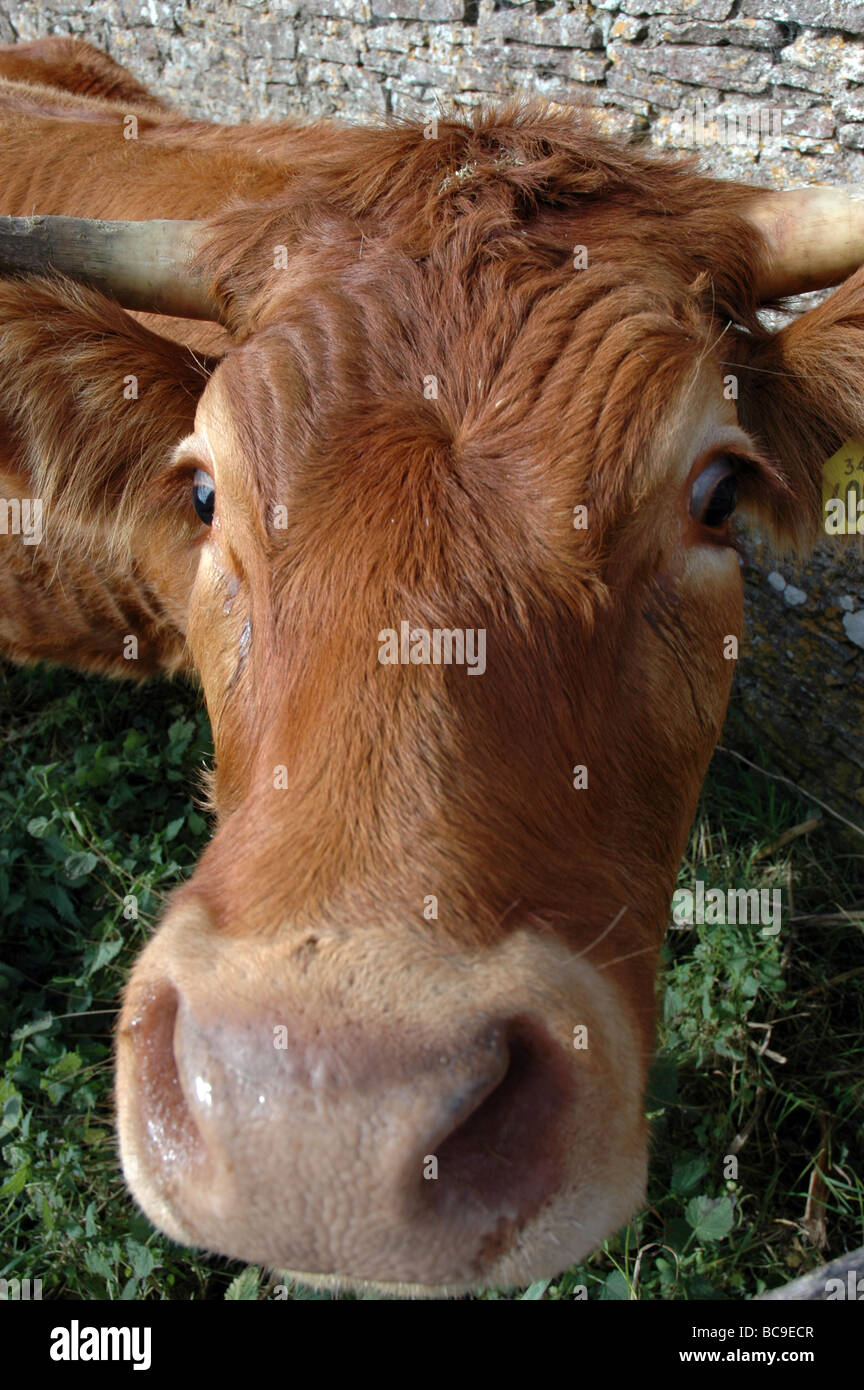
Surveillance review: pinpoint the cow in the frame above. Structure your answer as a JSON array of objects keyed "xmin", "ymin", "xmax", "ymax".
[{"xmin": 0, "ymin": 36, "xmax": 860, "ymax": 1297}]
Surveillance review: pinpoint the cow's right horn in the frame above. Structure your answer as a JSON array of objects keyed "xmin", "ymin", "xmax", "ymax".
[{"xmin": 0, "ymin": 214, "xmax": 219, "ymax": 320}]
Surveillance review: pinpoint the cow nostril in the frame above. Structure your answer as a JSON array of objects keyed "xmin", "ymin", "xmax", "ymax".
[
  {"xmin": 124, "ymin": 982, "xmax": 205, "ymax": 1170},
  {"xmin": 422, "ymin": 1022, "xmax": 572, "ymax": 1235}
]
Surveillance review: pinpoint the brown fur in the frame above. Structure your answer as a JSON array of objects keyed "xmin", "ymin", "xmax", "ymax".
[{"xmin": 0, "ymin": 37, "xmax": 167, "ymax": 108}]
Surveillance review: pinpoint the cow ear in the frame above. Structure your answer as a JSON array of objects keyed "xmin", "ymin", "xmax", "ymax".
[
  {"xmin": 0, "ymin": 276, "xmax": 215, "ymax": 676},
  {"xmin": 735, "ymin": 266, "xmax": 864, "ymax": 554}
]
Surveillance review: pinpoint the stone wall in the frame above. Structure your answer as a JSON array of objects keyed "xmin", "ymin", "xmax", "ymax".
[
  {"xmin": 0, "ymin": 0, "xmax": 862, "ymax": 832},
  {"xmin": 725, "ymin": 538, "xmax": 864, "ymax": 840},
  {"xmin": 6, "ymin": 0, "xmax": 864, "ymax": 188}
]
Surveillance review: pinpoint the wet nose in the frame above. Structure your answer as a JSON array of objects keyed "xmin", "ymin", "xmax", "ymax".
[{"xmin": 118, "ymin": 979, "xmax": 575, "ymax": 1287}]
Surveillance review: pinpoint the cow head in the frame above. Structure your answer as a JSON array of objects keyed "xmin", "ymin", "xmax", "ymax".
[{"xmin": 6, "ymin": 108, "xmax": 863, "ymax": 1294}]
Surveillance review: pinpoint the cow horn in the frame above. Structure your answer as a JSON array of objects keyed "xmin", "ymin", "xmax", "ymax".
[
  {"xmin": 0, "ymin": 214, "xmax": 219, "ymax": 320},
  {"xmin": 745, "ymin": 186, "xmax": 864, "ymax": 299}
]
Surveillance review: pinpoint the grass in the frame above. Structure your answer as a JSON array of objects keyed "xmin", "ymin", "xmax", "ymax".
[{"xmin": 1, "ymin": 659, "xmax": 862, "ymax": 1300}]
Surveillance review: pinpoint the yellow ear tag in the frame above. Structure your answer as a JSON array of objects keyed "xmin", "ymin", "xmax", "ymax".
[{"xmin": 822, "ymin": 438, "xmax": 864, "ymax": 533}]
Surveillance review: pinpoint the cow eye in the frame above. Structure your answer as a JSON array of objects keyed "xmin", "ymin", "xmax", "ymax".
[
  {"xmin": 689, "ymin": 457, "xmax": 738, "ymax": 528},
  {"xmin": 193, "ymin": 469, "xmax": 216, "ymax": 525}
]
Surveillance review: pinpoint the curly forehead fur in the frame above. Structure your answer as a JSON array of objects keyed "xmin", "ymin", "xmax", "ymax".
[{"xmin": 192, "ymin": 105, "xmax": 777, "ymax": 619}]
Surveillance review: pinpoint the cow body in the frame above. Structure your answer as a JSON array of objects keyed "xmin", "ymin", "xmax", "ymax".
[{"xmin": 0, "ymin": 38, "xmax": 860, "ymax": 1295}]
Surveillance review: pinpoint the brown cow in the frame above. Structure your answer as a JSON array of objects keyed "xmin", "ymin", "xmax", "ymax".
[{"xmin": 0, "ymin": 37, "xmax": 860, "ymax": 1296}]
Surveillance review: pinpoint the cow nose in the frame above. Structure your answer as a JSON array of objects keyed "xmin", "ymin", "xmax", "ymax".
[{"xmin": 119, "ymin": 979, "xmax": 575, "ymax": 1287}]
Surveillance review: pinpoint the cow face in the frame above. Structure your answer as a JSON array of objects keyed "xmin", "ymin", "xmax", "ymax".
[
  {"xmin": 115, "ymin": 248, "xmax": 797, "ymax": 1293},
  {"xmin": 4, "ymin": 107, "xmax": 860, "ymax": 1294}
]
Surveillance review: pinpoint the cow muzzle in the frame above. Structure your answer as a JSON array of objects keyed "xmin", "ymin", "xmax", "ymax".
[{"xmin": 116, "ymin": 898, "xmax": 649, "ymax": 1294}]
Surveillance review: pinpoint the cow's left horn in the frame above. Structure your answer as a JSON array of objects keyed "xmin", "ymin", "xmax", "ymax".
[
  {"xmin": 745, "ymin": 186, "xmax": 864, "ymax": 299},
  {"xmin": 0, "ymin": 215, "xmax": 219, "ymax": 320}
]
